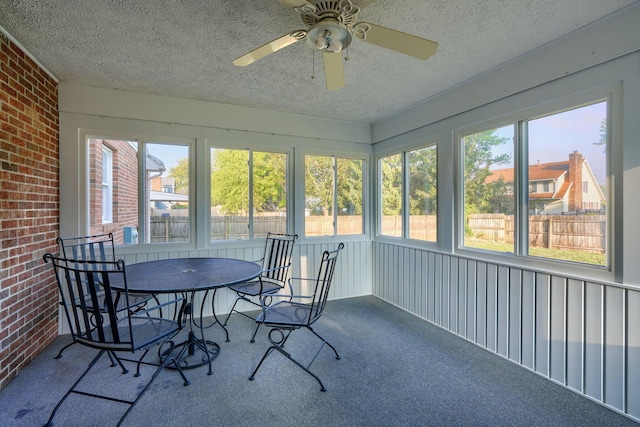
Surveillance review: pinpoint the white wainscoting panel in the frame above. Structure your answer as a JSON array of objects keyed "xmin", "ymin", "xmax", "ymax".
[
  {"xmin": 372, "ymin": 241, "xmax": 640, "ymax": 422},
  {"xmin": 116, "ymin": 240, "xmax": 371, "ymax": 320}
]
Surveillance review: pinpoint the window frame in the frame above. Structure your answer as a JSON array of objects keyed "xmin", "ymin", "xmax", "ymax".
[
  {"xmin": 376, "ymin": 140, "xmax": 439, "ymax": 244},
  {"xmin": 207, "ymin": 142, "xmax": 292, "ymax": 242},
  {"xmin": 454, "ymin": 89, "xmax": 618, "ymax": 278},
  {"xmin": 85, "ymin": 132, "xmax": 196, "ymax": 248},
  {"xmin": 302, "ymin": 152, "xmax": 367, "ymax": 238},
  {"xmin": 101, "ymin": 145, "xmax": 113, "ymax": 224}
]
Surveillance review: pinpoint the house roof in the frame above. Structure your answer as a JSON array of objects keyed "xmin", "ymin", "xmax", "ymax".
[{"xmin": 486, "ymin": 160, "xmax": 579, "ymax": 184}]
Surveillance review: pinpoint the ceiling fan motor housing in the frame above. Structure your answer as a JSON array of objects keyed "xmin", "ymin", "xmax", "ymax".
[
  {"xmin": 306, "ymin": 18, "xmax": 352, "ymax": 52},
  {"xmin": 301, "ymin": 1, "xmax": 359, "ymax": 27}
]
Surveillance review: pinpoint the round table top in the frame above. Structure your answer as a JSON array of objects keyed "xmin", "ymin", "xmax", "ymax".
[{"xmin": 114, "ymin": 257, "xmax": 262, "ymax": 293}]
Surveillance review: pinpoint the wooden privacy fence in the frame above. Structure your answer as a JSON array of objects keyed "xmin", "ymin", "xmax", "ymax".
[
  {"xmin": 380, "ymin": 215, "xmax": 438, "ymax": 241},
  {"xmin": 151, "ymin": 213, "xmax": 603, "ymax": 253},
  {"xmin": 150, "ymin": 215, "xmax": 364, "ymax": 240},
  {"xmin": 467, "ymin": 213, "xmax": 606, "ymax": 253}
]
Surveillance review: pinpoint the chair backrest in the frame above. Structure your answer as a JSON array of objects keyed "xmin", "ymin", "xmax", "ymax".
[
  {"xmin": 307, "ymin": 243, "xmax": 344, "ymax": 325},
  {"xmin": 261, "ymin": 232, "xmax": 298, "ymax": 284},
  {"xmin": 57, "ymin": 233, "xmax": 118, "ymax": 304},
  {"xmin": 44, "ymin": 253, "xmax": 134, "ymax": 352},
  {"xmin": 57, "ymin": 232, "xmax": 116, "ymax": 264}
]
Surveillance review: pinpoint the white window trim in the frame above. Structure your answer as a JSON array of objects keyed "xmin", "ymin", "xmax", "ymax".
[
  {"xmin": 453, "ymin": 87, "xmax": 620, "ymax": 281},
  {"xmin": 101, "ymin": 145, "xmax": 113, "ymax": 224}
]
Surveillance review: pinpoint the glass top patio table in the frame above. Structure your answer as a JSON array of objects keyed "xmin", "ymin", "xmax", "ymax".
[
  {"xmin": 111, "ymin": 257, "xmax": 262, "ymax": 375},
  {"xmin": 116, "ymin": 257, "xmax": 262, "ymax": 294}
]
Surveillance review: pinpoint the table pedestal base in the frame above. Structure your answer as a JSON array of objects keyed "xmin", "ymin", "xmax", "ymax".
[{"xmin": 162, "ymin": 331, "xmax": 220, "ymax": 375}]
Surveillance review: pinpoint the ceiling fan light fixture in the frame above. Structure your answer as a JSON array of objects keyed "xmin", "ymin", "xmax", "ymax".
[{"xmin": 306, "ymin": 19, "xmax": 352, "ymax": 53}]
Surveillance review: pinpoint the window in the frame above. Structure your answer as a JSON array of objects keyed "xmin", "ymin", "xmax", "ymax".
[
  {"xmin": 88, "ymin": 138, "xmax": 191, "ymax": 245},
  {"xmin": 210, "ymin": 148, "xmax": 288, "ymax": 240},
  {"xmin": 378, "ymin": 145, "xmax": 438, "ymax": 241},
  {"xmin": 460, "ymin": 100, "xmax": 608, "ymax": 267},
  {"xmin": 304, "ymin": 155, "xmax": 364, "ymax": 237},
  {"xmin": 101, "ymin": 146, "xmax": 113, "ymax": 224},
  {"xmin": 462, "ymin": 125, "xmax": 515, "ymax": 253},
  {"xmin": 379, "ymin": 153, "xmax": 403, "ymax": 237},
  {"xmin": 526, "ymin": 101, "xmax": 607, "ymax": 265}
]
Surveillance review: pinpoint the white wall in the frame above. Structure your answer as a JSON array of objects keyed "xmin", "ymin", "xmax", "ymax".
[
  {"xmin": 58, "ymin": 84, "xmax": 374, "ymax": 325},
  {"xmin": 371, "ymin": 4, "xmax": 640, "ymax": 421}
]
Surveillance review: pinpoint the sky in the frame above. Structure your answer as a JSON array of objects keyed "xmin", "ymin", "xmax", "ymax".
[
  {"xmin": 146, "ymin": 142, "xmax": 189, "ymax": 177},
  {"xmin": 494, "ymin": 101, "xmax": 606, "ymax": 185}
]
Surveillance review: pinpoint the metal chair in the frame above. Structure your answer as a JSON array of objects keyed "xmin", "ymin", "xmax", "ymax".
[
  {"xmin": 249, "ymin": 243, "xmax": 344, "ymax": 391},
  {"xmin": 223, "ymin": 232, "xmax": 298, "ymax": 342},
  {"xmin": 54, "ymin": 233, "xmax": 158, "ymax": 359},
  {"xmin": 43, "ymin": 253, "xmax": 189, "ymax": 427}
]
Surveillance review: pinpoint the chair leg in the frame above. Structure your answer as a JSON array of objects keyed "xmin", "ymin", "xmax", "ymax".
[
  {"xmin": 308, "ymin": 326, "xmax": 340, "ymax": 360},
  {"xmin": 53, "ymin": 341, "xmax": 76, "ymax": 359},
  {"xmin": 45, "ymin": 350, "xmax": 107, "ymax": 427},
  {"xmin": 116, "ymin": 342, "xmax": 189, "ymax": 426},
  {"xmin": 249, "ymin": 327, "xmax": 331, "ymax": 392},
  {"xmin": 107, "ymin": 350, "xmax": 129, "ymax": 374},
  {"xmin": 222, "ymin": 295, "xmax": 243, "ymax": 327},
  {"xmin": 249, "ymin": 322, "xmax": 261, "ymax": 343}
]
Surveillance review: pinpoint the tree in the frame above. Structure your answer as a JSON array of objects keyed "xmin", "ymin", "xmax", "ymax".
[
  {"xmin": 168, "ymin": 158, "xmax": 189, "ymax": 194},
  {"xmin": 305, "ymin": 156, "xmax": 334, "ymax": 216},
  {"xmin": 253, "ymin": 151, "xmax": 287, "ymax": 212},
  {"xmin": 209, "ymin": 149, "xmax": 287, "ymax": 215},
  {"xmin": 464, "ymin": 130, "xmax": 512, "ymax": 233},
  {"xmin": 211, "ymin": 149, "xmax": 249, "ymax": 214},
  {"xmin": 336, "ymin": 158, "xmax": 363, "ymax": 215},
  {"xmin": 303, "ymin": 156, "xmax": 364, "ymax": 217},
  {"xmin": 380, "ymin": 153, "xmax": 402, "ymax": 215},
  {"xmin": 408, "ymin": 146, "xmax": 437, "ymax": 215},
  {"xmin": 593, "ymin": 118, "xmax": 606, "ymax": 153}
]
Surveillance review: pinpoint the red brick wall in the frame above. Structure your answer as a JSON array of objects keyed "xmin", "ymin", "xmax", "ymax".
[{"xmin": 0, "ymin": 34, "xmax": 59, "ymax": 390}]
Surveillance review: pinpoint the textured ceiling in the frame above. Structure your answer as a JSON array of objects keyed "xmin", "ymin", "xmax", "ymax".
[{"xmin": 0, "ymin": 0, "xmax": 636, "ymax": 124}]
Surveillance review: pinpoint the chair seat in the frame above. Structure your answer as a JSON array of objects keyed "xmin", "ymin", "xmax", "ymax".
[
  {"xmin": 76, "ymin": 316, "xmax": 181, "ymax": 351},
  {"xmin": 228, "ymin": 279, "xmax": 282, "ymax": 296},
  {"xmin": 256, "ymin": 301, "xmax": 312, "ymax": 326}
]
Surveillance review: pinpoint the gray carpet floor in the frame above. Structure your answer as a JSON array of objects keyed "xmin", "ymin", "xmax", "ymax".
[{"xmin": 0, "ymin": 296, "xmax": 636, "ymax": 426}]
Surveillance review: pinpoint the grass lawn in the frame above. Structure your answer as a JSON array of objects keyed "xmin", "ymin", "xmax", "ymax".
[{"xmin": 464, "ymin": 238, "xmax": 606, "ymax": 266}]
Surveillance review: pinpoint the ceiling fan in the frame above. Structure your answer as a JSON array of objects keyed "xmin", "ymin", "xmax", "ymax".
[{"xmin": 232, "ymin": 0, "xmax": 438, "ymax": 90}]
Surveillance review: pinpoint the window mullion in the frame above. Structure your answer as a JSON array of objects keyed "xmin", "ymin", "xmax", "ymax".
[
  {"xmin": 403, "ymin": 151, "xmax": 409, "ymax": 239},
  {"xmin": 248, "ymin": 150, "xmax": 254, "ymax": 239},
  {"xmin": 332, "ymin": 157, "xmax": 338, "ymax": 236},
  {"xmin": 516, "ymin": 121, "xmax": 528, "ymax": 256}
]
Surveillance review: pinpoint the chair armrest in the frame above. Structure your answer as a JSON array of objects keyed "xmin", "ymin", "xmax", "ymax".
[
  {"xmin": 132, "ymin": 296, "xmax": 186, "ymax": 324},
  {"xmin": 258, "ymin": 277, "xmax": 316, "ymax": 309},
  {"xmin": 260, "ymin": 262, "xmax": 291, "ymax": 276}
]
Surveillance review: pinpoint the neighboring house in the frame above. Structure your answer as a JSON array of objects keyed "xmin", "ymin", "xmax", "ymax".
[
  {"xmin": 487, "ymin": 151, "xmax": 605, "ymax": 214},
  {"xmin": 149, "ymin": 176, "xmax": 189, "ymax": 211},
  {"xmin": 88, "ymin": 139, "xmax": 167, "ymax": 242}
]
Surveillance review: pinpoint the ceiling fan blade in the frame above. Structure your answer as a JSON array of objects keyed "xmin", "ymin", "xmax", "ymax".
[
  {"xmin": 232, "ymin": 30, "xmax": 307, "ymax": 66},
  {"xmin": 323, "ymin": 52, "xmax": 345, "ymax": 90},
  {"xmin": 354, "ymin": 22, "xmax": 438, "ymax": 60},
  {"xmin": 350, "ymin": 0, "xmax": 377, "ymax": 9},
  {"xmin": 278, "ymin": 0, "xmax": 316, "ymax": 9}
]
